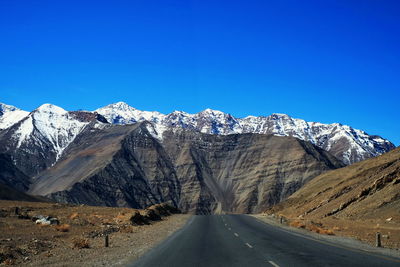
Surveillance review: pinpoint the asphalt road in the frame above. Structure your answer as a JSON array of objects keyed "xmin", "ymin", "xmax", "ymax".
[{"xmin": 131, "ymin": 215, "xmax": 400, "ymax": 267}]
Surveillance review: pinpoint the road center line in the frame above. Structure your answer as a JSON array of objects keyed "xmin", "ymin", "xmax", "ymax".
[
  {"xmin": 234, "ymin": 233, "xmax": 239, "ymax": 237},
  {"xmin": 268, "ymin": 260, "xmax": 280, "ymax": 267},
  {"xmin": 245, "ymin": 242, "xmax": 253, "ymax": 248}
]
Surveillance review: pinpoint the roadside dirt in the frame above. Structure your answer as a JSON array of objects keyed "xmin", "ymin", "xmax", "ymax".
[
  {"xmin": 254, "ymin": 214, "xmax": 400, "ymax": 259},
  {"xmin": 0, "ymin": 200, "xmax": 190, "ymax": 266}
]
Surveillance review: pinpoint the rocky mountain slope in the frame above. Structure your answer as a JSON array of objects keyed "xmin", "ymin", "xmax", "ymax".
[
  {"xmin": 0, "ymin": 153, "xmax": 47, "ymax": 201},
  {"xmin": 0, "ymin": 154, "xmax": 31, "ymax": 192},
  {"xmin": 30, "ymin": 122, "xmax": 343, "ymax": 214},
  {"xmin": 0, "ymin": 183, "xmax": 47, "ymax": 202},
  {"xmin": 266, "ymin": 147, "xmax": 400, "ymax": 247},
  {"xmin": 29, "ymin": 123, "xmax": 182, "ymax": 209},
  {"xmin": 0, "ymin": 102, "xmax": 394, "ymax": 168},
  {"xmin": 0, "ymin": 101, "xmax": 394, "ymax": 214},
  {"xmin": 96, "ymin": 102, "xmax": 395, "ymax": 164},
  {"xmin": 162, "ymin": 129, "xmax": 344, "ymax": 214}
]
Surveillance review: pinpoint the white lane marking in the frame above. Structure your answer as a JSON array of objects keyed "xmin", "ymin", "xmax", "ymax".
[
  {"xmin": 245, "ymin": 242, "xmax": 253, "ymax": 248},
  {"xmin": 234, "ymin": 233, "xmax": 239, "ymax": 237},
  {"xmin": 268, "ymin": 260, "xmax": 280, "ymax": 267}
]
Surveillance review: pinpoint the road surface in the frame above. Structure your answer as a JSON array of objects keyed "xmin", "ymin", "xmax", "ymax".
[{"xmin": 131, "ymin": 215, "xmax": 400, "ymax": 267}]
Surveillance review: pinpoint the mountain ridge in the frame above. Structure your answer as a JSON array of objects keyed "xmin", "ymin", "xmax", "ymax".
[
  {"xmin": 29, "ymin": 122, "xmax": 344, "ymax": 213},
  {"xmin": 0, "ymin": 102, "xmax": 395, "ymax": 166},
  {"xmin": 97, "ymin": 102, "xmax": 395, "ymax": 164}
]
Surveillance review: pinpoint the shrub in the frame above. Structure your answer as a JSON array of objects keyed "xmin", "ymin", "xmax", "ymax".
[
  {"xmin": 69, "ymin": 213, "xmax": 79, "ymax": 220},
  {"xmin": 289, "ymin": 220, "xmax": 305, "ymax": 229},
  {"xmin": 307, "ymin": 224, "xmax": 335, "ymax": 235},
  {"xmin": 72, "ymin": 238, "xmax": 90, "ymax": 249},
  {"xmin": 55, "ymin": 224, "xmax": 70, "ymax": 232}
]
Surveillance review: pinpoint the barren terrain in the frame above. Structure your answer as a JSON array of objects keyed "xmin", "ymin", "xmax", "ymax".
[
  {"xmin": 0, "ymin": 200, "xmax": 189, "ymax": 266},
  {"xmin": 266, "ymin": 147, "xmax": 400, "ymax": 249}
]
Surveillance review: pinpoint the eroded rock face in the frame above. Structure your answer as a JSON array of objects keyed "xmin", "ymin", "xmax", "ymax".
[
  {"xmin": 30, "ymin": 123, "xmax": 343, "ymax": 214},
  {"xmin": 163, "ymin": 130, "xmax": 343, "ymax": 214},
  {"xmin": 30, "ymin": 124, "xmax": 181, "ymax": 209}
]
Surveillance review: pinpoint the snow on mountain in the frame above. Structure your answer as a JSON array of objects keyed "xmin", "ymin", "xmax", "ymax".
[
  {"xmin": 95, "ymin": 102, "xmax": 165, "ymax": 124},
  {"xmin": 238, "ymin": 114, "xmax": 395, "ymax": 164},
  {"xmin": 0, "ymin": 103, "xmax": 29, "ymax": 130},
  {"xmin": 0, "ymin": 103, "xmax": 109, "ymax": 176},
  {"xmin": 0, "ymin": 101, "xmax": 394, "ymax": 166},
  {"xmin": 13, "ymin": 104, "xmax": 91, "ymax": 161},
  {"xmin": 96, "ymin": 102, "xmax": 395, "ymax": 164}
]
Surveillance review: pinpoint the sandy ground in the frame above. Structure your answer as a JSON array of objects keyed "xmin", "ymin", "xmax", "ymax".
[{"xmin": 0, "ymin": 200, "xmax": 190, "ymax": 266}]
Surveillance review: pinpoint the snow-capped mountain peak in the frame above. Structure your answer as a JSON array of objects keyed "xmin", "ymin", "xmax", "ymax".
[
  {"xmin": 8, "ymin": 103, "xmax": 107, "ymax": 166},
  {"xmin": 95, "ymin": 102, "xmax": 165, "ymax": 125},
  {"xmin": 94, "ymin": 102, "xmax": 395, "ymax": 164},
  {"xmin": 199, "ymin": 108, "xmax": 225, "ymax": 115},
  {"xmin": 0, "ymin": 103, "xmax": 29, "ymax": 130},
  {"xmin": 1, "ymin": 102, "xmax": 394, "ymax": 166},
  {"xmin": 35, "ymin": 103, "xmax": 68, "ymax": 115}
]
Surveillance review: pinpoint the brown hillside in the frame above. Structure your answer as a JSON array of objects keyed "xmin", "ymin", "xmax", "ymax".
[{"xmin": 267, "ymin": 147, "xmax": 400, "ymax": 248}]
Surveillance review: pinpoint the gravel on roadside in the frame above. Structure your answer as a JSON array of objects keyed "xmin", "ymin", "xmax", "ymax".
[{"xmin": 25, "ymin": 214, "xmax": 191, "ymax": 267}]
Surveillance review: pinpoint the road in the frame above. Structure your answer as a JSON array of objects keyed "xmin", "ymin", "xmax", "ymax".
[{"xmin": 131, "ymin": 215, "xmax": 400, "ymax": 267}]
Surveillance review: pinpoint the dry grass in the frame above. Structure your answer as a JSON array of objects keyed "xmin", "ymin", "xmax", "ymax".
[
  {"xmin": 72, "ymin": 238, "xmax": 90, "ymax": 249},
  {"xmin": 55, "ymin": 224, "xmax": 70, "ymax": 232},
  {"xmin": 265, "ymin": 148, "xmax": 400, "ymax": 248},
  {"xmin": 289, "ymin": 220, "xmax": 305, "ymax": 229},
  {"xmin": 0, "ymin": 200, "xmax": 184, "ymax": 265},
  {"xmin": 308, "ymin": 225, "xmax": 335, "ymax": 235},
  {"xmin": 69, "ymin": 212, "xmax": 79, "ymax": 220},
  {"xmin": 289, "ymin": 220, "xmax": 335, "ymax": 235},
  {"xmin": 3, "ymin": 259, "xmax": 14, "ymax": 265}
]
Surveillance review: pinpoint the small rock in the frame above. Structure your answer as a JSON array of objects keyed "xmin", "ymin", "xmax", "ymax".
[{"xmin": 386, "ymin": 217, "xmax": 392, "ymax": 222}]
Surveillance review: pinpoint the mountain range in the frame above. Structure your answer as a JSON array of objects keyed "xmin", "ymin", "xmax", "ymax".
[
  {"xmin": 0, "ymin": 102, "xmax": 396, "ymax": 213},
  {"xmin": 1, "ymin": 102, "xmax": 395, "ymax": 167}
]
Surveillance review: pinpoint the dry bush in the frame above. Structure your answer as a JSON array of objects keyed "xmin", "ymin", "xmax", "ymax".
[
  {"xmin": 114, "ymin": 213, "xmax": 131, "ymax": 224},
  {"xmin": 55, "ymin": 224, "xmax": 70, "ymax": 232},
  {"xmin": 322, "ymin": 229, "xmax": 335, "ymax": 235},
  {"xmin": 72, "ymin": 238, "xmax": 90, "ymax": 249},
  {"xmin": 333, "ymin": 226, "xmax": 341, "ymax": 231},
  {"xmin": 3, "ymin": 258, "xmax": 14, "ymax": 265},
  {"xmin": 307, "ymin": 224, "xmax": 335, "ymax": 235},
  {"xmin": 307, "ymin": 224, "xmax": 320, "ymax": 232},
  {"xmin": 120, "ymin": 225, "xmax": 136, "ymax": 233},
  {"xmin": 69, "ymin": 213, "xmax": 79, "ymax": 220},
  {"xmin": 289, "ymin": 220, "xmax": 305, "ymax": 229}
]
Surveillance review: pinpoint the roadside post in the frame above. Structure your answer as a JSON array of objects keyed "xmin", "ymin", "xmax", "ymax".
[
  {"xmin": 376, "ymin": 232, "xmax": 381, "ymax": 247},
  {"xmin": 105, "ymin": 234, "xmax": 109, "ymax": 248}
]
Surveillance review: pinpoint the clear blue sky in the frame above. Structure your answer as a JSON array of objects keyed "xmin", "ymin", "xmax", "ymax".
[{"xmin": 0, "ymin": 0, "xmax": 399, "ymax": 145}]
